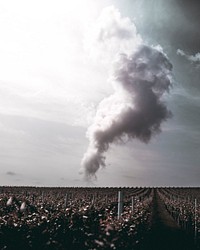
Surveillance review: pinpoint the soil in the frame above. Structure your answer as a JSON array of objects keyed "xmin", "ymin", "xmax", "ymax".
[{"xmin": 139, "ymin": 189, "xmax": 197, "ymax": 250}]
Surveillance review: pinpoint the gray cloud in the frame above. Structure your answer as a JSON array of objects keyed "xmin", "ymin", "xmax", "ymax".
[
  {"xmin": 0, "ymin": 113, "xmax": 87, "ymax": 186},
  {"xmin": 6, "ymin": 171, "xmax": 17, "ymax": 176}
]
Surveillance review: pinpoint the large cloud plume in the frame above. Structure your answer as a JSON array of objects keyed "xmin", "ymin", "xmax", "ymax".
[{"xmin": 81, "ymin": 6, "xmax": 173, "ymax": 178}]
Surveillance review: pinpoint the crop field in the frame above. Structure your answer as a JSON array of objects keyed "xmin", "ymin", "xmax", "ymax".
[{"xmin": 0, "ymin": 187, "xmax": 199, "ymax": 250}]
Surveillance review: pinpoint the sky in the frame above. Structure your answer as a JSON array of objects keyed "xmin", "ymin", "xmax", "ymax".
[{"xmin": 0, "ymin": 0, "xmax": 200, "ymax": 187}]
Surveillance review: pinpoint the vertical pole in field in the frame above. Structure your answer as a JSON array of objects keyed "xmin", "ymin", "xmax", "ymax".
[
  {"xmin": 195, "ymin": 199, "xmax": 197, "ymax": 242},
  {"xmin": 64, "ymin": 194, "xmax": 68, "ymax": 208},
  {"xmin": 118, "ymin": 190, "xmax": 123, "ymax": 219},
  {"xmin": 105, "ymin": 194, "xmax": 108, "ymax": 204},
  {"xmin": 42, "ymin": 191, "xmax": 44, "ymax": 203},
  {"xmin": 32, "ymin": 194, "xmax": 34, "ymax": 203},
  {"xmin": 91, "ymin": 194, "xmax": 95, "ymax": 206},
  {"xmin": 131, "ymin": 196, "xmax": 134, "ymax": 213}
]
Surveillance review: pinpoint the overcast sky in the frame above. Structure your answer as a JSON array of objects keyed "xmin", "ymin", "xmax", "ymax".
[{"xmin": 0, "ymin": 0, "xmax": 200, "ymax": 187}]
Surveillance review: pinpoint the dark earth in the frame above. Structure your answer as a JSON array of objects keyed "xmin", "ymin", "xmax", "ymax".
[
  {"xmin": 139, "ymin": 189, "xmax": 197, "ymax": 250},
  {"xmin": 0, "ymin": 188, "xmax": 198, "ymax": 250}
]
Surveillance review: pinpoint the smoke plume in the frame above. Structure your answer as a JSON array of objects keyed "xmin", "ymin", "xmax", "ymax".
[{"xmin": 81, "ymin": 6, "xmax": 173, "ymax": 179}]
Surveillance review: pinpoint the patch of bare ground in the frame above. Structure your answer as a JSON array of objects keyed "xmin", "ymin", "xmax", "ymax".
[{"xmin": 139, "ymin": 189, "xmax": 196, "ymax": 250}]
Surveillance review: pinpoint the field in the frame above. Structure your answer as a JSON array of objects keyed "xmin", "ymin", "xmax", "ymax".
[{"xmin": 0, "ymin": 187, "xmax": 200, "ymax": 250}]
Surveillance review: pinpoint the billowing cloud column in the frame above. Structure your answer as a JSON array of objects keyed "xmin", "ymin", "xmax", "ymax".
[{"xmin": 81, "ymin": 6, "xmax": 173, "ymax": 179}]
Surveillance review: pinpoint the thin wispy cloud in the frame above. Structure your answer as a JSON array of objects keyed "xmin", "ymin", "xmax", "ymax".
[{"xmin": 177, "ymin": 49, "xmax": 200, "ymax": 65}]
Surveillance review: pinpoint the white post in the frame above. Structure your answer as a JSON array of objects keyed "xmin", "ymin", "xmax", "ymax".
[
  {"xmin": 105, "ymin": 194, "xmax": 108, "ymax": 204},
  {"xmin": 42, "ymin": 191, "xmax": 44, "ymax": 203},
  {"xmin": 64, "ymin": 194, "xmax": 68, "ymax": 208},
  {"xmin": 91, "ymin": 194, "xmax": 95, "ymax": 206},
  {"xmin": 195, "ymin": 199, "xmax": 197, "ymax": 241},
  {"xmin": 118, "ymin": 190, "xmax": 123, "ymax": 219},
  {"xmin": 131, "ymin": 196, "xmax": 134, "ymax": 213}
]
